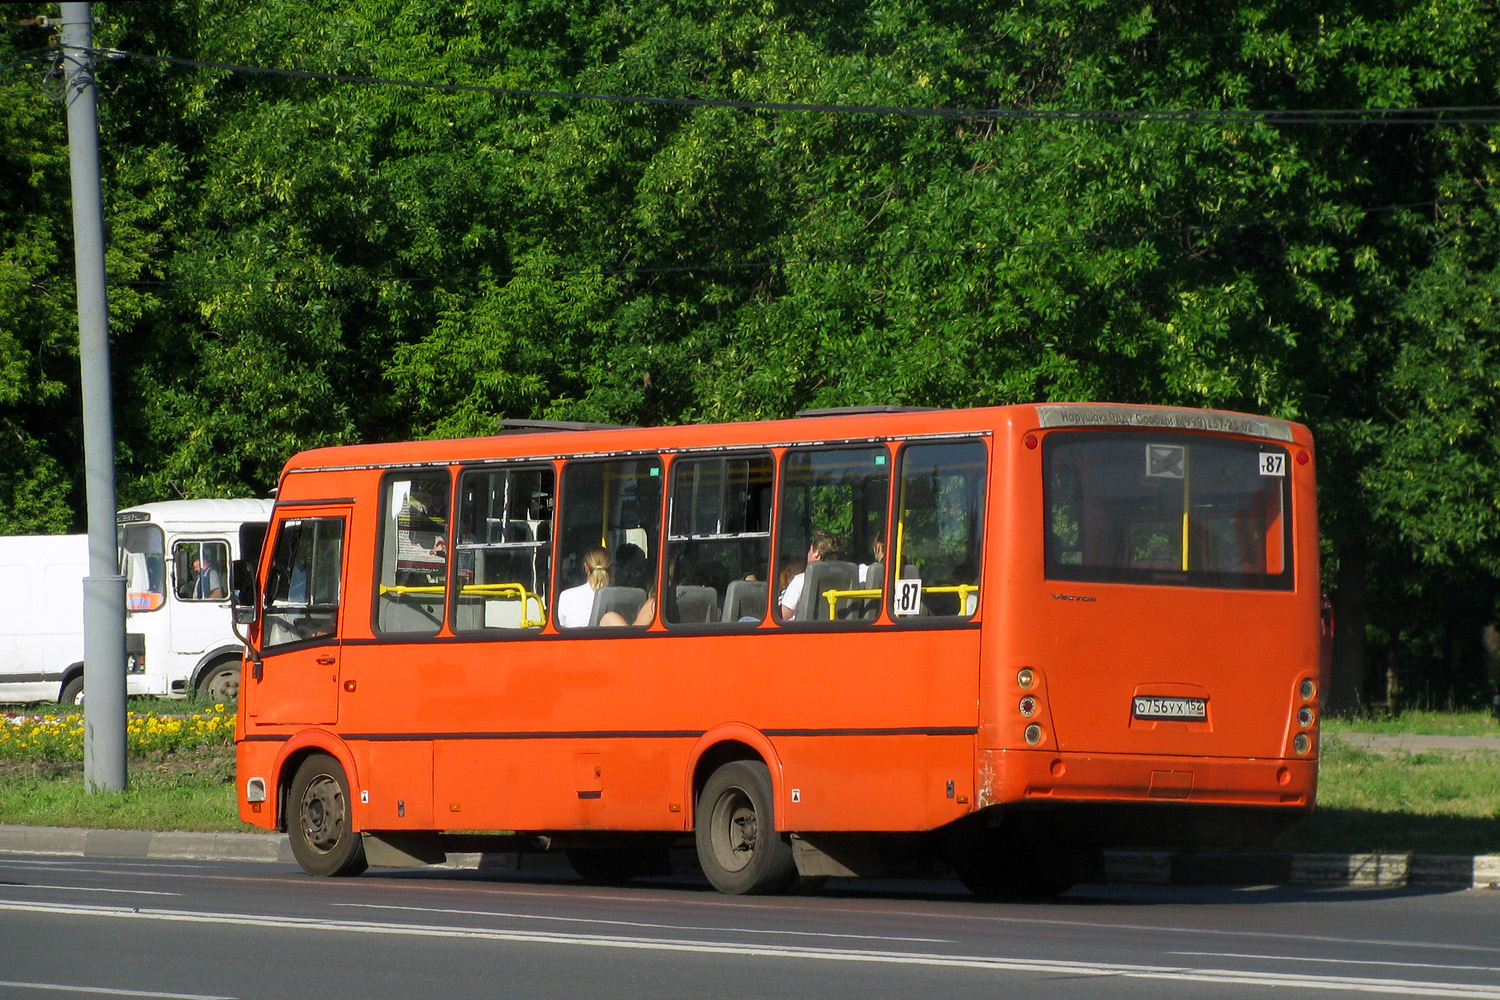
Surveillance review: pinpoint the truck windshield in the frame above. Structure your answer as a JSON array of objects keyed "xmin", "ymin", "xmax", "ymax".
[
  {"xmin": 1043, "ymin": 431, "xmax": 1293, "ymax": 590},
  {"xmin": 118, "ymin": 522, "xmax": 167, "ymax": 610}
]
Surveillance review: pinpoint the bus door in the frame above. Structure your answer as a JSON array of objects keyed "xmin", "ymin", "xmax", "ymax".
[
  {"xmin": 1038, "ymin": 431, "xmax": 1297, "ymax": 758},
  {"xmin": 248, "ymin": 510, "xmax": 349, "ymax": 726}
]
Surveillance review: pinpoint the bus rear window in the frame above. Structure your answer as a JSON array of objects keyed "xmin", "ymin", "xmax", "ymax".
[{"xmin": 1044, "ymin": 431, "xmax": 1292, "ymax": 590}]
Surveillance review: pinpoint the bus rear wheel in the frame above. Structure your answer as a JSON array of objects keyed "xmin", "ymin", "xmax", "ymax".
[
  {"xmin": 287, "ymin": 753, "xmax": 368, "ymax": 877},
  {"xmin": 695, "ymin": 760, "xmax": 796, "ymax": 895}
]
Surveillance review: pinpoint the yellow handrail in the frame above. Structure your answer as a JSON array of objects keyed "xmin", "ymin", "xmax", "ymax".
[
  {"xmin": 821, "ymin": 587, "xmax": 881, "ymax": 619},
  {"xmin": 379, "ymin": 581, "xmax": 546, "ymax": 629},
  {"xmin": 823, "ymin": 583, "xmax": 979, "ymax": 618}
]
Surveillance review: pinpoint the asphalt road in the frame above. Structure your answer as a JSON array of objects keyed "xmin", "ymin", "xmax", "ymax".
[{"xmin": 0, "ymin": 854, "xmax": 1497, "ymax": 999}]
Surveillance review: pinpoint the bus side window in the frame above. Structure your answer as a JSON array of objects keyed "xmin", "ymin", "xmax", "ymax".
[
  {"xmin": 555, "ymin": 456, "xmax": 663, "ymax": 629},
  {"xmin": 664, "ymin": 453, "xmax": 774, "ymax": 626},
  {"xmin": 892, "ymin": 440, "xmax": 987, "ymax": 620},
  {"xmin": 376, "ymin": 472, "xmax": 451, "ymax": 636},
  {"xmin": 775, "ymin": 445, "xmax": 890, "ymax": 623},
  {"xmin": 174, "ymin": 540, "xmax": 229, "ymax": 601},
  {"xmin": 451, "ymin": 466, "xmax": 554, "ymax": 632}
]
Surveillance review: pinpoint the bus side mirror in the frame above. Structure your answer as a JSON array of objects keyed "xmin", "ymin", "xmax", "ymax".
[{"xmin": 231, "ymin": 559, "xmax": 258, "ymax": 625}]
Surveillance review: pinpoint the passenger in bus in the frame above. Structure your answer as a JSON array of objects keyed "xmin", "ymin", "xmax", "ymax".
[
  {"xmin": 556, "ymin": 547, "xmax": 611, "ymax": 628},
  {"xmin": 777, "ymin": 530, "xmax": 842, "ymax": 620},
  {"xmin": 613, "ymin": 542, "xmax": 649, "ymax": 590},
  {"xmin": 192, "ymin": 554, "xmax": 225, "ymax": 599}
]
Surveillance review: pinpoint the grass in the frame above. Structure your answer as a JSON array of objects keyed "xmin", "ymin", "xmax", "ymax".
[
  {"xmin": 0, "ymin": 698, "xmax": 251, "ymax": 833},
  {"xmin": 1, "ymin": 704, "xmax": 1497, "ymax": 856},
  {"xmin": 1278, "ymin": 738, "xmax": 1500, "ymax": 855},
  {"xmin": 1321, "ymin": 709, "xmax": 1500, "ymax": 738}
]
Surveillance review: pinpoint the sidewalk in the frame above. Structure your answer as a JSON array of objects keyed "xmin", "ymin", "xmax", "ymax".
[{"xmin": 2, "ymin": 824, "xmax": 1496, "ymax": 890}]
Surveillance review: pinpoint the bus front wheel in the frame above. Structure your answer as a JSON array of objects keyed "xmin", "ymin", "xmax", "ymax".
[
  {"xmin": 197, "ymin": 660, "xmax": 240, "ymax": 703},
  {"xmin": 694, "ymin": 760, "xmax": 796, "ymax": 895},
  {"xmin": 287, "ymin": 753, "xmax": 368, "ymax": 877}
]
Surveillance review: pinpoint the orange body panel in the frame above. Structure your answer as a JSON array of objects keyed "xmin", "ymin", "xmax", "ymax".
[{"xmin": 237, "ymin": 404, "xmax": 1322, "ymax": 847}]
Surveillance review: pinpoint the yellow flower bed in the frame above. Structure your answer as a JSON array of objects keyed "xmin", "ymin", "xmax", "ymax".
[{"xmin": 0, "ymin": 704, "xmax": 233, "ymax": 761}]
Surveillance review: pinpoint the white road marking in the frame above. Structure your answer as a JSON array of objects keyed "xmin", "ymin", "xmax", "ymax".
[
  {"xmin": 1, "ymin": 884, "xmax": 180, "ymax": 897},
  {"xmin": 0, "ymin": 980, "xmax": 233, "ymax": 999},
  {"xmin": 1172, "ymin": 952, "xmax": 1500, "ymax": 974},
  {"xmin": 333, "ymin": 901, "xmax": 948, "ymax": 943},
  {"xmin": 2, "ymin": 900, "xmax": 1498, "ymax": 997}
]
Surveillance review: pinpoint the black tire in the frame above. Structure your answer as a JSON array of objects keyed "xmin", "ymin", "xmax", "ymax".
[
  {"xmin": 59, "ymin": 676, "xmax": 84, "ymax": 706},
  {"xmin": 197, "ymin": 659, "xmax": 241, "ymax": 703},
  {"xmin": 565, "ymin": 846, "xmax": 670, "ymax": 885},
  {"xmin": 286, "ymin": 753, "xmax": 368, "ymax": 877},
  {"xmin": 694, "ymin": 760, "xmax": 796, "ymax": 895},
  {"xmin": 952, "ymin": 834, "xmax": 1075, "ymax": 900}
]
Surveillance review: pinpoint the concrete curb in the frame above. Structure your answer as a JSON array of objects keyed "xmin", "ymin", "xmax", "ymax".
[
  {"xmin": 1101, "ymin": 850, "xmax": 1500, "ymax": 889},
  {"xmin": 1, "ymin": 826, "xmax": 1494, "ymax": 889},
  {"xmin": 0, "ymin": 825, "xmax": 296, "ymax": 864}
]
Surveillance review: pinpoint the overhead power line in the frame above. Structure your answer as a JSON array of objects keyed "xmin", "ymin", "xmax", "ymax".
[{"xmin": 46, "ymin": 46, "xmax": 1500, "ymax": 127}]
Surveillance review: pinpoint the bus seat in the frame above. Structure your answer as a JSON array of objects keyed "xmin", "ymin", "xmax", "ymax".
[
  {"xmin": 674, "ymin": 584, "xmax": 719, "ymax": 623},
  {"xmin": 721, "ymin": 579, "xmax": 768, "ymax": 622},
  {"xmin": 795, "ymin": 560, "xmax": 858, "ymax": 621},
  {"xmin": 588, "ymin": 586, "xmax": 647, "ymax": 627}
]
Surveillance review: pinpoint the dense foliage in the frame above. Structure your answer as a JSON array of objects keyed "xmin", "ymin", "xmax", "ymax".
[{"xmin": 1, "ymin": 0, "xmax": 1497, "ymax": 710}]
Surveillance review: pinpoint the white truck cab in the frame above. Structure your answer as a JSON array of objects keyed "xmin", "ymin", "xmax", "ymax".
[{"xmin": 117, "ymin": 498, "xmax": 273, "ymax": 701}]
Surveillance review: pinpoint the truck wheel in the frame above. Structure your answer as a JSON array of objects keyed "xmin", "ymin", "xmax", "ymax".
[
  {"xmin": 695, "ymin": 760, "xmax": 796, "ymax": 895},
  {"xmin": 59, "ymin": 677, "xmax": 84, "ymax": 706},
  {"xmin": 197, "ymin": 660, "xmax": 241, "ymax": 703},
  {"xmin": 287, "ymin": 753, "xmax": 368, "ymax": 877}
]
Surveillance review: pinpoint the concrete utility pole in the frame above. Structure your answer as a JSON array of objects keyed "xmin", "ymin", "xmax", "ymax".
[{"xmin": 61, "ymin": 1, "xmax": 127, "ymax": 792}]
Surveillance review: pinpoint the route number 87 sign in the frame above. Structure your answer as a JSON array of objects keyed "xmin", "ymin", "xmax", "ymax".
[{"xmin": 893, "ymin": 579, "xmax": 923, "ymax": 616}]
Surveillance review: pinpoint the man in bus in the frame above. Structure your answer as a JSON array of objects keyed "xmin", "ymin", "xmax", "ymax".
[{"xmin": 192, "ymin": 553, "xmax": 225, "ymax": 600}]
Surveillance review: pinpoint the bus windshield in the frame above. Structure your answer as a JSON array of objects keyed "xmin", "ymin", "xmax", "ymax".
[
  {"xmin": 118, "ymin": 522, "xmax": 166, "ymax": 611},
  {"xmin": 1044, "ymin": 431, "xmax": 1293, "ymax": 590}
]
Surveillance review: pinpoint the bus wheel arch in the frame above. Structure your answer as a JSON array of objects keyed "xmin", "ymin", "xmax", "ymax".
[
  {"xmin": 272, "ymin": 737, "xmax": 361, "ymax": 835},
  {"xmin": 687, "ymin": 729, "xmax": 795, "ymax": 895}
]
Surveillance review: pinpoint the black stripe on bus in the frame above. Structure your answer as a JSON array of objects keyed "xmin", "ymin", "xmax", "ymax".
[{"xmin": 245, "ymin": 726, "xmax": 979, "ymax": 742}]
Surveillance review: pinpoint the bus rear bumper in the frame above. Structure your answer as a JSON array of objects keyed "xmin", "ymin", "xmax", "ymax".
[
  {"xmin": 979, "ymin": 747, "xmax": 1317, "ymax": 810},
  {"xmin": 973, "ymin": 748, "xmax": 1317, "ymax": 850}
]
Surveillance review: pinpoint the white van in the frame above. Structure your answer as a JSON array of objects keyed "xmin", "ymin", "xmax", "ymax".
[
  {"xmin": 0, "ymin": 534, "xmax": 89, "ymax": 704},
  {"xmin": 117, "ymin": 498, "xmax": 274, "ymax": 702}
]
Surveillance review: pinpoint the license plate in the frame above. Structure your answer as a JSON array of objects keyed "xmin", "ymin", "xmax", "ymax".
[{"xmin": 1133, "ymin": 696, "xmax": 1208, "ymax": 721}]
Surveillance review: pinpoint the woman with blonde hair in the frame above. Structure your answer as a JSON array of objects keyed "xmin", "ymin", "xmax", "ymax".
[{"xmin": 556, "ymin": 546, "xmax": 610, "ymax": 628}]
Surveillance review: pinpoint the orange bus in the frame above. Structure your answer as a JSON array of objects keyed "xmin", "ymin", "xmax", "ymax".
[{"xmin": 233, "ymin": 403, "xmax": 1323, "ymax": 896}]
